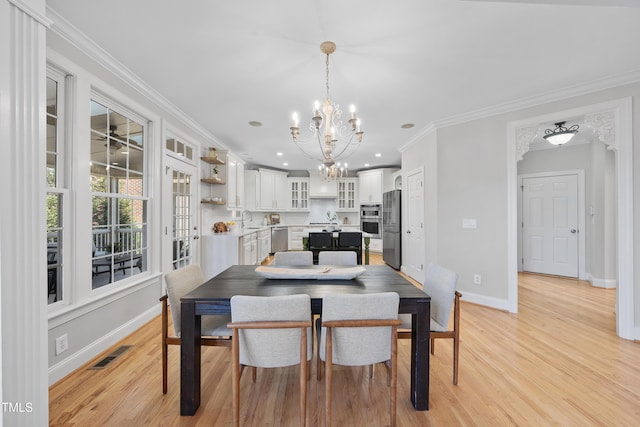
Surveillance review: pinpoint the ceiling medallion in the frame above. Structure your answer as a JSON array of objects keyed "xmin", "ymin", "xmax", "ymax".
[{"xmin": 289, "ymin": 41, "xmax": 364, "ymax": 180}]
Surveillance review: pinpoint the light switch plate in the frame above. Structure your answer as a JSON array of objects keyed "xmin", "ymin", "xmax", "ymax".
[{"xmin": 462, "ymin": 219, "xmax": 477, "ymax": 229}]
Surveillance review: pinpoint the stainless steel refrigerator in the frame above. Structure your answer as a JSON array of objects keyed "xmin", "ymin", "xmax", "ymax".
[{"xmin": 382, "ymin": 190, "xmax": 401, "ymax": 269}]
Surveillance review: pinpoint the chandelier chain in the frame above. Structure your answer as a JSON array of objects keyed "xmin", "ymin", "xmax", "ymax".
[{"xmin": 325, "ymin": 52, "xmax": 331, "ymax": 101}]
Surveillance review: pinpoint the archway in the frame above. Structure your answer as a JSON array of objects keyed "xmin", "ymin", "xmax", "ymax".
[{"xmin": 506, "ymin": 97, "xmax": 634, "ymax": 339}]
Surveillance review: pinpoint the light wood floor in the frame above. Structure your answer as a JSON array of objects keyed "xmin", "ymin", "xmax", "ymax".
[{"xmin": 49, "ymin": 256, "xmax": 640, "ymax": 426}]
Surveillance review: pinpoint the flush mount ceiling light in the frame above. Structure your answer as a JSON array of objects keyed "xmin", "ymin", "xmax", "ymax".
[
  {"xmin": 543, "ymin": 121, "xmax": 579, "ymax": 146},
  {"xmin": 289, "ymin": 41, "xmax": 363, "ymax": 181}
]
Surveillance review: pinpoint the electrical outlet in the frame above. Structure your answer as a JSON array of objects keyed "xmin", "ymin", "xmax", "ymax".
[
  {"xmin": 55, "ymin": 334, "xmax": 69, "ymax": 355},
  {"xmin": 473, "ymin": 274, "xmax": 482, "ymax": 285}
]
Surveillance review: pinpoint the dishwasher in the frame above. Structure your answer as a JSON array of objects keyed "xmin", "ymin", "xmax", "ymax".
[{"xmin": 271, "ymin": 227, "xmax": 288, "ymax": 254}]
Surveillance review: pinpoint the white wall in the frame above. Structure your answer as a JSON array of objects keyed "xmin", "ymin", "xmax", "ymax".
[{"xmin": 401, "ymin": 81, "xmax": 640, "ymax": 330}]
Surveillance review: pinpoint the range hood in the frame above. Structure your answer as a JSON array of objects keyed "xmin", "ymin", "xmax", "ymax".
[{"xmin": 308, "ymin": 173, "xmax": 337, "ymax": 198}]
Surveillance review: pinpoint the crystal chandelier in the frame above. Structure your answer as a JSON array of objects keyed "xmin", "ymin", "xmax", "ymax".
[{"xmin": 289, "ymin": 41, "xmax": 363, "ymax": 180}]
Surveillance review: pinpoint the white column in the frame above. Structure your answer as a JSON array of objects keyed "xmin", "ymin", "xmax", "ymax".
[{"xmin": 0, "ymin": 0, "xmax": 50, "ymax": 425}]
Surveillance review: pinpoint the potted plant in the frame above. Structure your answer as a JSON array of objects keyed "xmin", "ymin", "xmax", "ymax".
[
  {"xmin": 212, "ymin": 166, "xmax": 219, "ymax": 180},
  {"xmin": 326, "ymin": 211, "xmax": 338, "ymax": 230}
]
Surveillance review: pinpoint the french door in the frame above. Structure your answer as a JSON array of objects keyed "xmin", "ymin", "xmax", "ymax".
[{"xmin": 164, "ymin": 156, "xmax": 199, "ymax": 270}]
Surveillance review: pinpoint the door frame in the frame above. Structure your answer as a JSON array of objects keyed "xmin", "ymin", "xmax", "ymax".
[
  {"xmin": 163, "ymin": 148, "xmax": 201, "ymax": 275},
  {"xmin": 507, "ymin": 97, "xmax": 634, "ymax": 339},
  {"xmin": 518, "ymin": 170, "xmax": 586, "ymax": 280},
  {"xmin": 401, "ymin": 166, "xmax": 425, "ymax": 282}
]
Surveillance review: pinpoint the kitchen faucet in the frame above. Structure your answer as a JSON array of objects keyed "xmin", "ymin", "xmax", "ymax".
[{"xmin": 241, "ymin": 210, "xmax": 253, "ymax": 228}]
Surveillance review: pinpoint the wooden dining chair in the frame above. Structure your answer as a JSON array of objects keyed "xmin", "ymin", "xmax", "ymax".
[
  {"xmin": 317, "ymin": 250, "xmax": 357, "ymax": 266},
  {"xmin": 398, "ymin": 262, "xmax": 461, "ymax": 385},
  {"xmin": 272, "ymin": 250, "xmax": 313, "ymax": 266},
  {"xmin": 317, "ymin": 292, "xmax": 401, "ymax": 427},
  {"xmin": 228, "ymin": 294, "xmax": 313, "ymax": 427},
  {"xmin": 161, "ymin": 264, "xmax": 231, "ymax": 394}
]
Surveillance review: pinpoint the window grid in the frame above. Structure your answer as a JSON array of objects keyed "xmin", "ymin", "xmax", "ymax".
[
  {"xmin": 46, "ymin": 71, "xmax": 65, "ymax": 305},
  {"xmin": 90, "ymin": 99, "xmax": 148, "ymax": 289},
  {"xmin": 172, "ymin": 170, "xmax": 193, "ymax": 270}
]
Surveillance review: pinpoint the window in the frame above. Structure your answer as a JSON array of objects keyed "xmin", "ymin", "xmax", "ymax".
[
  {"xmin": 46, "ymin": 70, "xmax": 67, "ymax": 305},
  {"xmin": 166, "ymin": 137, "xmax": 194, "ymax": 160},
  {"xmin": 90, "ymin": 99, "xmax": 148, "ymax": 289}
]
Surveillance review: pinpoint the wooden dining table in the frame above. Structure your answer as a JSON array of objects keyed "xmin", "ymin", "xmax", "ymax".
[{"xmin": 180, "ymin": 264, "xmax": 431, "ymax": 415}]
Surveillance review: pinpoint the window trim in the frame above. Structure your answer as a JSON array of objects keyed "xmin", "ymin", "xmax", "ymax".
[
  {"xmin": 89, "ymin": 92, "xmax": 150, "ymax": 293},
  {"xmin": 46, "ymin": 65, "xmax": 69, "ymax": 310}
]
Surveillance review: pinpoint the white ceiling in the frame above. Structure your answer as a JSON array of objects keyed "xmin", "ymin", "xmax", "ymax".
[{"xmin": 46, "ymin": 0, "xmax": 640, "ymax": 173}]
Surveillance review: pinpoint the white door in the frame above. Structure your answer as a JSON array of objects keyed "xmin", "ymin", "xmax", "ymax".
[
  {"xmin": 164, "ymin": 156, "xmax": 199, "ymax": 271},
  {"xmin": 404, "ymin": 169, "xmax": 425, "ymax": 281},
  {"xmin": 522, "ymin": 174, "xmax": 578, "ymax": 277}
]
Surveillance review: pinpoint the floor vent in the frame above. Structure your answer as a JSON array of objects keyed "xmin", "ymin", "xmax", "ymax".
[{"xmin": 89, "ymin": 345, "xmax": 132, "ymax": 370}]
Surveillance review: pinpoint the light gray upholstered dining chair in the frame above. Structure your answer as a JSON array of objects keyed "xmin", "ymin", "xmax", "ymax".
[
  {"xmin": 317, "ymin": 292, "xmax": 401, "ymax": 427},
  {"xmin": 272, "ymin": 251, "xmax": 313, "ymax": 266},
  {"xmin": 317, "ymin": 250, "xmax": 358, "ymax": 266},
  {"xmin": 398, "ymin": 262, "xmax": 461, "ymax": 385},
  {"xmin": 161, "ymin": 264, "xmax": 231, "ymax": 394},
  {"xmin": 228, "ymin": 294, "xmax": 312, "ymax": 427}
]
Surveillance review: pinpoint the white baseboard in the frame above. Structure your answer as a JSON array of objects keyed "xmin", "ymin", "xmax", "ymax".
[
  {"xmin": 460, "ymin": 291, "xmax": 510, "ymax": 312},
  {"xmin": 48, "ymin": 305, "xmax": 160, "ymax": 386},
  {"xmin": 588, "ymin": 274, "xmax": 617, "ymax": 289}
]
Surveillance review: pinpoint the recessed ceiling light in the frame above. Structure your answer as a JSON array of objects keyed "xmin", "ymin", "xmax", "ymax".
[
  {"xmin": 276, "ymin": 152, "xmax": 283, "ymax": 156},
  {"xmin": 283, "ymin": 162, "xmax": 288, "ymax": 166},
  {"xmin": 248, "ymin": 121, "xmax": 262, "ymax": 127},
  {"xmin": 401, "ymin": 123, "xmax": 415, "ymax": 129},
  {"xmin": 364, "ymin": 163, "xmax": 370, "ymax": 167},
  {"xmin": 375, "ymin": 153, "xmax": 381, "ymax": 157}
]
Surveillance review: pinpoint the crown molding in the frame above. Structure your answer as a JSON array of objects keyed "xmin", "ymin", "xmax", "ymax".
[
  {"xmin": 397, "ymin": 122, "xmax": 436, "ymax": 153},
  {"xmin": 8, "ymin": 0, "xmax": 52, "ymax": 27},
  {"xmin": 400, "ymin": 68, "xmax": 640, "ymax": 152},
  {"xmin": 45, "ymin": 6, "xmax": 228, "ymax": 150}
]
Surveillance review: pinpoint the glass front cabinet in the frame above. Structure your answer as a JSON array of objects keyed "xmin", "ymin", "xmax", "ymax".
[
  {"xmin": 337, "ymin": 178, "xmax": 357, "ymax": 211},
  {"xmin": 288, "ymin": 178, "xmax": 309, "ymax": 210}
]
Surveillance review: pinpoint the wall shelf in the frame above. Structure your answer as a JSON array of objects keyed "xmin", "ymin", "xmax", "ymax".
[
  {"xmin": 201, "ymin": 177, "xmax": 226, "ymax": 185},
  {"xmin": 201, "ymin": 200, "xmax": 226, "ymax": 205},
  {"xmin": 200, "ymin": 156, "xmax": 225, "ymax": 165}
]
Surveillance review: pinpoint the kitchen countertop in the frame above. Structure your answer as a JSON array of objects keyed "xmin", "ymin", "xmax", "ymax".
[{"xmin": 205, "ymin": 223, "xmax": 361, "ymax": 237}]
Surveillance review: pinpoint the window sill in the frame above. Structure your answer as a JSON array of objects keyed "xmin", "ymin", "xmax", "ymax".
[{"xmin": 48, "ymin": 272, "xmax": 162, "ymax": 329}]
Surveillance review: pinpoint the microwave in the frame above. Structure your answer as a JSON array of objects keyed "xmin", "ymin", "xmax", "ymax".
[{"xmin": 361, "ymin": 204, "xmax": 381, "ymax": 218}]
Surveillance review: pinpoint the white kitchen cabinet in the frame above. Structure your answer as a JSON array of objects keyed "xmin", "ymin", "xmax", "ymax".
[
  {"xmin": 226, "ymin": 152, "xmax": 244, "ymax": 210},
  {"xmin": 241, "ymin": 232, "xmax": 258, "ymax": 265},
  {"xmin": 358, "ymin": 170, "xmax": 382, "ymax": 203},
  {"xmin": 288, "ymin": 178, "xmax": 309, "ymax": 210},
  {"xmin": 369, "ymin": 238, "xmax": 383, "ymax": 253},
  {"xmin": 337, "ymin": 178, "xmax": 357, "ymax": 211},
  {"xmin": 259, "ymin": 168, "xmax": 289, "ymax": 210},
  {"xmin": 244, "ymin": 170, "xmax": 259, "ymax": 211},
  {"xmin": 257, "ymin": 229, "xmax": 271, "ymax": 263},
  {"xmin": 288, "ymin": 226, "xmax": 306, "ymax": 251},
  {"xmin": 358, "ymin": 168, "xmax": 399, "ymax": 204}
]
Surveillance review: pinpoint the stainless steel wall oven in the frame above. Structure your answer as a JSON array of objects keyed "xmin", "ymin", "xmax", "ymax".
[{"xmin": 360, "ymin": 204, "xmax": 382, "ymax": 238}]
